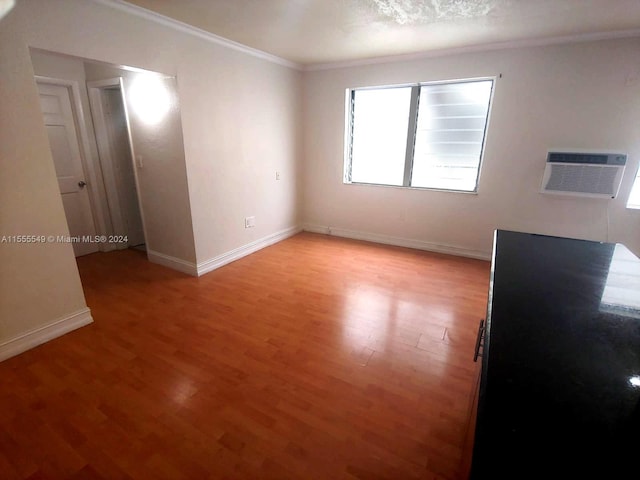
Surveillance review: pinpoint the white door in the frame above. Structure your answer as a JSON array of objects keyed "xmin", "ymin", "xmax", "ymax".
[
  {"xmin": 37, "ymin": 82, "xmax": 99, "ymax": 257},
  {"xmin": 103, "ymin": 88, "xmax": 145, "ymax": 247}
]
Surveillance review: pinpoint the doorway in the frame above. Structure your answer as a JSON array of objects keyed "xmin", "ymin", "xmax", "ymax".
[
  {"xmin": 36, "ymin": 75, "xmax": 147, "ymax": 256},
  {"xmin": 36, "ymin": 77, "xmax": 101, "ymax": 257},
  {"xmin": 88, "ymin": 78, "xmax": 146, "ymax": 251},
  {"xmin": 30, "ymin": 48, "xmax": 197, "ymax": 275}
]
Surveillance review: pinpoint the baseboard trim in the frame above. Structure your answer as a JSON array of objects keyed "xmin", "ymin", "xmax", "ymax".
[
  {"xmin": 197, "ymin": 225, "xmax": 302, "ymax": 276},
  {"xmin": 302, "ymin": 224, "xmax": 491, "ymax": 261},
  {"xmin": 147, "ymin": 250, "xmax": 198, "ymax": 276},
  {"xmin": 0, "ymin": 308, "xmax": 93, "ymax": 362}
]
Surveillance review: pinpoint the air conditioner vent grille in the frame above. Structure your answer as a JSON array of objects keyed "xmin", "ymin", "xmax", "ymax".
[
  {"xmin": 541, "ymin": 151, "xmax": 626, "ymax": 199},
  {"xmin": 545, "ymin": 164, "xmax": 619, "ymax": 196}
]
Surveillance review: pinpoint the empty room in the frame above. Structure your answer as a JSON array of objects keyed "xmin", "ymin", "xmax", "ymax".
[{"xmin": 1, "ymin": 0, "xmax": 640, "ymax": 479}]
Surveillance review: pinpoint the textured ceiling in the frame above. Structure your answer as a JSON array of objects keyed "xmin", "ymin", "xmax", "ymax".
[{"xmin": 121, "ymin": 0, "xmax": 640, "ymax": 65}]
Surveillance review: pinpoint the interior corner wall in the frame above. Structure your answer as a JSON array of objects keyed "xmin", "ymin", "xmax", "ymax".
[
  {"xmin": 301, "ymin": 37, "xmax": 640, "ymax": 257},
  {"xmin": 0, "ymin": 0, "xmax": 302, "ymax": 354},
  {"xmin": 0, "ymin": 9, "xmax": 88, "ymax": 345}
]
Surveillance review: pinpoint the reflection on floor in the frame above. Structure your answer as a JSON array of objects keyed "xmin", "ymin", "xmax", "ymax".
[{"xmin": 0, "ymin": 232, "xmax": 490, "ymax": 479}]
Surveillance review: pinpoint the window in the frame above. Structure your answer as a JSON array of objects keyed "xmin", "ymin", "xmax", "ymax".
[
  {"xmin": 345, "ymin": 78, "xmax": 494, "ymax": 192},
  {"xmin": 627, "ymin": 166, "xmax": 640, "ymax": 209}
]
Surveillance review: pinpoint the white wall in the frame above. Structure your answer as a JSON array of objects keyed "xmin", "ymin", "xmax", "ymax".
[
  {"xmin": 302, "ymin": 38, "xmax": 640, "ymax": 257},
  {"xmin": 181, "ymin": 47, "xmax": 302, "ymax": 262},
  {"xmin": 0, "ymin": 0, "xmax": 301, "ymax": 356}
]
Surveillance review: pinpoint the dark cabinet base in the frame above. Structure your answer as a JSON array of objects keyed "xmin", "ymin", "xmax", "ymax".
[{"xmin": 469, "ymin": 230, "xmax": 640, "ymax": 479}]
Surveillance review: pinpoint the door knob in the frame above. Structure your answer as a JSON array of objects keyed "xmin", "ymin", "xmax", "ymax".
[{"xmin": 78, "ymin": 181, "xmax": 87, "ymax": 188}]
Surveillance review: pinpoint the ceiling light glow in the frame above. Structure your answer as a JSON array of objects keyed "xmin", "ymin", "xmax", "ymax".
[{"xmin": 128, "ymin": 75, "xmax": 171, "ymax": 126}]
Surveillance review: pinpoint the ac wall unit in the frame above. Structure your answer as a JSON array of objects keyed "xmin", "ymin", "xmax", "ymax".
[{"xmin": 541, "ymin": 152, "xmax": 627, "ymax": 199}]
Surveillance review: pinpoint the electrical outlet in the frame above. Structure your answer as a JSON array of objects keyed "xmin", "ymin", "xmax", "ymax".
[
  {"xmin": 276, "ymin": 171, "xmax": 280, "ymax": 180},
  {"xmin": 244, "ymin": 216, "xmax": 255, "ymax": 228}
]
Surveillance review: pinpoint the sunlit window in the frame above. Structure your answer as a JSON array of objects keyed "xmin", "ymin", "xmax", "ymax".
[
  {"xmin": 345, "ymin": 78, "xmax": 494, "ymax": 192},
  {"xmin": 627, "ymin": 166, "xmax": 640, "ymax": 209},
  {"xmin": 350, "ymin": 87, "xmax": 411, "ymax": 186}
]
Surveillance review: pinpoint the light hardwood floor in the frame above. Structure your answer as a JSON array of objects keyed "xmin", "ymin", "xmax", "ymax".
[{"xmin": 0, "ymin": 233, "xmax": 490, "ymax": 479}]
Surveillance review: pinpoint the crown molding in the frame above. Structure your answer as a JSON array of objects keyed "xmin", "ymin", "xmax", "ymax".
[
  {"xmin": 91, "ymin": 0, "xmax": 302, "ymax": 70},
  {"xmin": 303, "ymin": 28, "xmax": 640, "ymax": 72},
  {"xmin": 89, "ymin": 1, "xmax": 640, "ymax": 74}
]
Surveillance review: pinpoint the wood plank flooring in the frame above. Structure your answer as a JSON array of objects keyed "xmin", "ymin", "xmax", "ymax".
[{"xmin": 0, "ymin": 232, "xmax": 490, "ymax": 479}]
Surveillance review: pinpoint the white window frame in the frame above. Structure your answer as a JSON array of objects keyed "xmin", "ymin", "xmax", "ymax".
[
  {"xmin": 343, "ymin": 77, "xmax": 496, "ymax": 193},
  {"xmin": 627, "ymin": 163, "xmax": 640, "ymax": 209}
]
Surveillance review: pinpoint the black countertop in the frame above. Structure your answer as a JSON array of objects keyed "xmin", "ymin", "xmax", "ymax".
[{"xmin": 470, "ymin": 230, "xmax": 640, "ymax": 479}]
